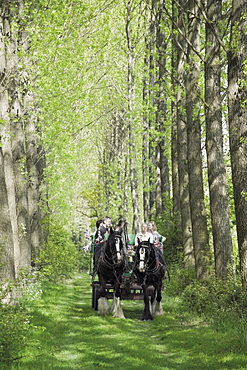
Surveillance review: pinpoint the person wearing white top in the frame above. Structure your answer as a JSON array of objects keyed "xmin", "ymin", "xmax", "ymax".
[
  {"xmin": 134, "ymin": 222, "xmax": 154, "ymax": 247},
  {"xmin": 147, "ymin": 221, "xmax": 166, "ymax": 253}
]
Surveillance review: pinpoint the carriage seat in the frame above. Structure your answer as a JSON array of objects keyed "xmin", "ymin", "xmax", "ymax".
[{"xmin": 127, "ymin": 234, "xmax": 136, "ymax": 256}]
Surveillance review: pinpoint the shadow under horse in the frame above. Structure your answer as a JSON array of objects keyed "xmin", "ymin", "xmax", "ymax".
[
  {"xmin": 133, "ymin": 238, "xmax": 168, "ymax": 321},
  {"xmin": 94, "ymin": 220, "xmax": 128, "ymax": 318}
]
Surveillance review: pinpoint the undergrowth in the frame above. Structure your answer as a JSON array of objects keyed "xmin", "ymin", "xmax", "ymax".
[
  {"xmin": 2, "ymin": 240, "xmax": 247, "ymax": 366},
  {"xmin": 166, "ymin": 265, "xmax": 247, "ymax": 348},
  {"xmin": 0, "ymin": 271, "xmax": 41, "ymax": 365},
  {"xmin": 35, "ymin": 220, "xmax": 80, "ymax": 281},
  {"xmin": 0, "ymin": 219, "xmax": 80, "ymax": 365}
]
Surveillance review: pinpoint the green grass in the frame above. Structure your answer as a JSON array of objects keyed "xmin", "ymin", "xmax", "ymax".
[{"xmin": 5, "ymin": 273, "xmax": 247, "ymax": 370}]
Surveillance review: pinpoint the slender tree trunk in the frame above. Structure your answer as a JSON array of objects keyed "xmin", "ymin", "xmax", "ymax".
[
  {"xmin": 228, "ymin": 0, "xmax": 247, "ymax": 289},
  {"xmin": 25, "ymin": 119, "xmax": 46, "ymax": 262},
  {"xmin": 20, "ymin": 5, "xmax": 46, "ymax": 264},
  {"xmin": 155, "ymin": 0, "xmax": 170, "ymax": 217},
  {"xmin": 126, "ymin": 0, "xmax": 140, "ymax": 233},
  {"xmin": 143, "ymin": 107, "xmax": 149, "ymax": 222},
  {"xmin": 0, "ymin": 149, "xmax": 15, "ymax": 282},
  {"xmin": 0, "ymin": 83, "xmax": 15, "ymax": 281},
  {"xmin": 205, "ymin": 0, "xmax": 232, "ymax": 279},
  {"xmin": 143, "ymin": 3, "xmax": 150, "ymax": 222},
  {"xmin": 148, "ymin": 0, "xmax": 156, "ymax": 219},
  {"xmin": 175, "ymin": 0, "xmax": 195, "ymax": 267},
  {"xmin": 0, "ymin": 1, "xmax": 21, "ymax": 278},
  {"xmin": 145, "ymin": 0, "xmax": 170, "ymax": 220},
  {"xmin": 12, "ymin": 6, "xmax": 33, "ymax": 270},
  {"xmin": 186, "ymin": 0, "xmax": 209, "ymax": 280},
  {"xmin": 171, "ymin": 0, "xmax": 181, "ymax": 228}
]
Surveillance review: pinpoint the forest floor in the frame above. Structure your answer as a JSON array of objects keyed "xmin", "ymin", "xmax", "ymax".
[{"xmin": 6, "ymin": 273, "xmax": 247, "ymax": 370}]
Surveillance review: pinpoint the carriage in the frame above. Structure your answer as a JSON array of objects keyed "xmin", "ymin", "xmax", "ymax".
[{"xmin": 90, "ymin": 232, "xmax": 161, "ymax": 313}]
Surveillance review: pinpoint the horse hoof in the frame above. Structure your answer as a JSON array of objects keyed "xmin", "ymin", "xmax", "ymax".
[
  {"xmin": 98, "ymin": 297, "xmax": 110, "ymax": 315},
  {"xmin": 154, "ymin": 310, "xmax": 164, "ymax": 316},
  {"xmin": 113, "ymin": 313, "xmax": 126, "ymax": 319}
]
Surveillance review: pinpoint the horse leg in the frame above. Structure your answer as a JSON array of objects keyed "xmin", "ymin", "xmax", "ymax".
[
  {"xmin": 97, "ymin": 277, "xmax": 110, "ymax": 315},
  {"xmin": 111, "ymin": 280, "xmax": 125, "ymax": 319},
  {"xmin": 151, "ymin": 287, "xmax": 157, "ymax": 314},
  {"xmin": 142, "ymin": 285, "xmax": 153, "ymax": 321},
  {"xmin": 152, "ymin": 281, "xmax": 164, "ymax": 316}
]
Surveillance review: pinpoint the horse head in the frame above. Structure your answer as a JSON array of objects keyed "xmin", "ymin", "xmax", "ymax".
[
  {"xmin": 106, "ymin": 228, "xmax": 126, "ymax": 266},
  {"xmin": 135, "ymin": 238, "xmax": 152, "ymax": 273},
  {"xmin": 109, "ymin": 217, "xmax": 128, "ymax": 264}
]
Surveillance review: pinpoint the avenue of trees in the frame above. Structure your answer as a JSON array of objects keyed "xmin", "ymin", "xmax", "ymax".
[{"xmin": 0, "ymin": 0, "xmax": 247, "ymax": 289}]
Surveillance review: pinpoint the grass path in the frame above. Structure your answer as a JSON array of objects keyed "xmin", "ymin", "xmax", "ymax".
[{"xmin": 10, "ymin": 273, "xmax": 247, "ymax": 369}]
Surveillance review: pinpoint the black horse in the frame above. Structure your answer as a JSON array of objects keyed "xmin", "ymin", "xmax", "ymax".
[
  {"xmin": 133, "ymin": 238, "xmax": 168, "ymax": 321},
  {"xmin": 94, "ymin": 220, "xmax": 128, "ymax": 318}
]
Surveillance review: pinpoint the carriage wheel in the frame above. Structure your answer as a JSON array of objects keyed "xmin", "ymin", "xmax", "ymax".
[{"xmin": 92, "ymin": 285, "xmax": 101, "ymax": 311}]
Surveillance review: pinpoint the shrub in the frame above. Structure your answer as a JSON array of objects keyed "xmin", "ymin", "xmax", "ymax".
[
  {"xmin": 36, "ymin": 221, "xmax": 80, "ymax": 281},
  {"xmin": 180, "ymin": 276, "xmax": 244, "ymax": 318},
  {"xmin": 78, "ymin": 251, "xmax": 92, "ymax": 272},
  {"xmin": 0, "ymin": 303, "xmax": 32, "ymax": 364},
  {"xmin": 165, "ymin": 265, "xmax": 196, "ymax": 296},
  {"xmin": 0, "ymin": 277, "xmax": 40, "ymax": 365}
]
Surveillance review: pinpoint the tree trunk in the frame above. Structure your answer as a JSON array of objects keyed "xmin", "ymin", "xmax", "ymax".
[
  {"xmin": 0, "ymin": 1, "xmax": 45, "ymax": 277},
  {"xmin": 205, "ymin": 0, "xmax": 232, "ymax": 279},
  {"xmin": 19, "ymin": 3, "xmax": 46, "ymax": 266},
  {"xmin": 186, "ymin": 0, "xmax": 209, "ymax": 280},
  {"xmin": 155, "ymin": 0, "xmax": 170, "ymax": 218},
  {"xmin": 228, "ymin": 0, "xmax": 247, "ymax": 289},
  {"xmin": 0, "ymin": 99, "xmax": 15, "ymax": 281},
  {"xmin": 171, "ymin": 0, "xmax": 181, "ymax": 227},
  {"xmin": 148, "ymin": 0, "xmax": 156, "ymax": 219},
  {"xmin": 0, "ymin": 149, "xmax": 15, "ymax": 282},
  {"xmin": 25, "ymin": 120, "xmax": 46, "ymax": 263},
  {"xmin": 126, "ymin": 0, "xmax": 140, "ymax": 233},
  {"xmin": 0, "ymin": 1, "xmax": 22, "ymax": 278},
  {"xmin": 11, "ymin": 8, "xmax": 33, "ymax": 270},
  {"xmin": 175, "ymin": 0, "xmax": 195, "ymax": 267},
  {"xmin": 143, "ymin": 3, "xmax": 150, "ymax": 222}
]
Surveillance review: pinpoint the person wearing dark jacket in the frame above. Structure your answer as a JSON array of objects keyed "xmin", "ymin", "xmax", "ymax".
[{"xmin": 95, "ymin": 216, "xmax": 112, "ymax": 244}]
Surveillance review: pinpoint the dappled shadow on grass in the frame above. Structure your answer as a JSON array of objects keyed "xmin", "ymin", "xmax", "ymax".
[{"xmin": 11, "ymin": 274, "xmax": 247, "ymax": 370}]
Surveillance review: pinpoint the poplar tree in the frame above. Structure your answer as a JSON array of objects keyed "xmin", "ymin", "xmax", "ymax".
[
  {"xmin": 228, "ymin": 0, "xmax": 247, "ymax": 289},
  {"xmin": 186, "ymin": 0, "xmax": 209, "ymax": 280},
  {"xmin": 204, "ymin": 0, "xmax": 232, "ymax": 279},
  {"xmin": 174, "ymin": 0, "xmax": 195, "ymax": 268},
  {"xmin": 0, "ymin": 0, "xmax": 45, "ymax": 281}
]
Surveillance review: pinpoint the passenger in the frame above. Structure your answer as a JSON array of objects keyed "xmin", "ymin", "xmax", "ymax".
[
  {"xmin": 95, "ymin": 216, "xmax": 112, "ymax": 244},
  {"xmin": 96, "ymin": 219, "xmax": 103, "ymax": 229},
  {"xmin": 94, "ymin": 219, "xmax": 103, "ymax": 242},
  {"xmin": 134, "ymin": 222, "xmax": 154, "ymax": 247},
  {"xmin": 83, "ymin": 219, "xmax": 103, "ymax": 252},
  {"xmin": 147, "ymin": 221, "xmax": 166, "ymax": 253},
  {"xmin": 93, "ymin": 216, "xmax": 114, "ymax": 273}
]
